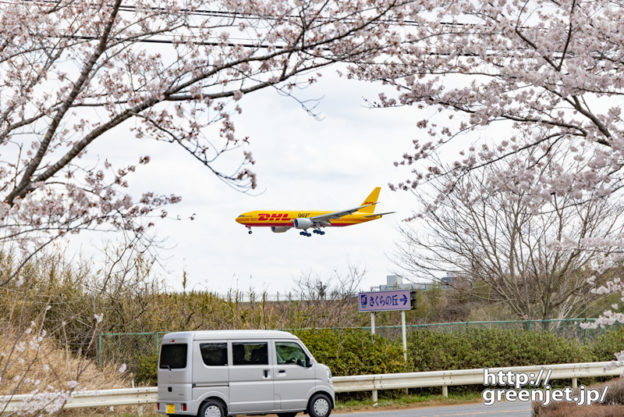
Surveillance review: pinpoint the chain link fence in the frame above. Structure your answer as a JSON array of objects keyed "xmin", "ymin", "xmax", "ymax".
[
  {"xmin": 97, "ymin": 331, "xmax": 166, "ymax": 368},
  {"xmin": 362, "ymin": 318, "xmax": 608, "ymax": 341}
]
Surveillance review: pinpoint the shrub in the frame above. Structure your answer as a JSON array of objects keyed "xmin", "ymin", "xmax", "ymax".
[
  {"xmin": 408, "ymin": 328, "xmax": 593, "ymax": 371},
  {"xmin": 592, "ymin": 329, "xmax": 624, "ymax": 362},
  {"xmin": 294, "ymin": 329, "xmax": 407, "ymax": 376},
  {"xmin": 135, "ymin": 353, "xmax": 158, "ymax": 385}
]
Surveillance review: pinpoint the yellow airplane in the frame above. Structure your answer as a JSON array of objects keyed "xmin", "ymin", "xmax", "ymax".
[{"xmin": 235, "ymin": 187, "xmax": 394, "ymax": 236}]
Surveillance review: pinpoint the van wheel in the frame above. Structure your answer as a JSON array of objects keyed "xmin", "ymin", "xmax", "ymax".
[
  {"xmin": 308, "ymin": 393, "xmax": 331, "ymax": 417},
  {"xmin": 198, "ymin": 399, "xmax": 225, "ymax": 417}
]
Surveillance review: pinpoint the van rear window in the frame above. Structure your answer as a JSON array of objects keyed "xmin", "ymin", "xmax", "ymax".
[{"xmin": 159, "ymin": 344, "xmax": 187, "ymax": 369}]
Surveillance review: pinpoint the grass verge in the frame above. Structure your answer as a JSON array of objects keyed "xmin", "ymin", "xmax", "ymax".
[{"xmin": 335, "ymin": 391, "xmax": 483, "ymax": 412}]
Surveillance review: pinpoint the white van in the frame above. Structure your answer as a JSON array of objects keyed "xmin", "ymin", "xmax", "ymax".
[{"xmin": 157, "ymin": 330, "xmax": 334, "ymax": 417}]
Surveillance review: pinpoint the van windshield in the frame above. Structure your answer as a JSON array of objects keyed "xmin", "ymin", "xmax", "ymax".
[{"xmin": 159, "ymin": 344, "xmax": 187, "ymax": 369}]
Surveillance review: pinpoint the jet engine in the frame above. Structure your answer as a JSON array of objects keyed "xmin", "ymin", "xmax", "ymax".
[
  {"xmin": 271, "ymin": 226, "xmax": 290, "ymax": 233},
  {"xmin": 293, "ymin": 218, "xmax": 313, "ymax": 229}
]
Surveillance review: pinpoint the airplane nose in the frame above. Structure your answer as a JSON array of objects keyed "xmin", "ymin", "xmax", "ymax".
[{"xmin": 235, "ymin": 215, "xmax": 244, "ymax": 224}]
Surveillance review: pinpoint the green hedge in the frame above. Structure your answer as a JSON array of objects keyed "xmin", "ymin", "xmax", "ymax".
[
  {"xmin": 133, "ymin": 328, "xmax": 624, "ymax": 385},
  {"xmin": 591, "ymin": 328, "xmax": 624, "ymax": 361},
  {"xmin": 294, "ymin": 329, "xmax": 406, "ymax": 376},
  {"xmin": 408, "ymin": 328, "xmax": 593, "ymax": 371}
]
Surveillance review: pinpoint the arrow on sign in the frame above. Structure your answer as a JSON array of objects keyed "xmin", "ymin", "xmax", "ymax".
[{"xmin": 400, "ymin": 294, "xmax": 408, "ymax": 305}]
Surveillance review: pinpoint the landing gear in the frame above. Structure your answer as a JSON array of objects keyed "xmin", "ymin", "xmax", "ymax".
[
  {"xmin": 299, "ymin": 229, "xmax": 324, "ymax": 237},
  {"xmin": 246, "ymin": 227, "xmax": 252, "ymax": 234}
]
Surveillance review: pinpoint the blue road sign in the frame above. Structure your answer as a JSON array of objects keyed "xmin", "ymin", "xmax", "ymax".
[{"xmin": 358, "ymin": 289, "xmax": 412, "ymax": 312}]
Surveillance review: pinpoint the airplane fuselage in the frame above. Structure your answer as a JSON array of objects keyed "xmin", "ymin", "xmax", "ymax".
[
  {"xmin": 235, "ymin": 187, "xmax": 392, "ymax": 236},
  {"xmin": 235, "ymin": 210, "xmax": 381, "ymax": 227}
]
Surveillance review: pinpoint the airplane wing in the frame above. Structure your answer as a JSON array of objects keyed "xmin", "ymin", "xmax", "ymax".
[
  {"xmin": 309, "ymin": 203, "xmax": 376, "ymax": 226},
  {"xmin": 364, "ymin": 211, "xmax": 395, "ymax": 218}
]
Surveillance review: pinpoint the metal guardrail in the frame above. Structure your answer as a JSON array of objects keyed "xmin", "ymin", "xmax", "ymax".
[
  {"xmin": 1, "ymin": 361, "xmax": 622, "ymax": 413},
  {"xmin": 332, "ymin": 361, "xmax": 624, "ymax": 400},
  {"xmin": 0, "ymin": 387, "xmax": 157, "ymax": 413}
]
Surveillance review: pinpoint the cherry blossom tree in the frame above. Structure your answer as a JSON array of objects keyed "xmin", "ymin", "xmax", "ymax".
[
  {"xmin": 349, "ymin": 0, "xmax": 624, "ymax": 329},
  {"xmin": 0, "ymin": 0, "xmax": 418, "ymax": 285},
  {"xmin": 396, "ymin": 150, "xmax": 624, "ymax": 322}
]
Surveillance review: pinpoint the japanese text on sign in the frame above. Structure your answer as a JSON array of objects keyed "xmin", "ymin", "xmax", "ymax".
[{"xmin": 358, "ymin": 290, "xmax": 412, "ymax": 312}]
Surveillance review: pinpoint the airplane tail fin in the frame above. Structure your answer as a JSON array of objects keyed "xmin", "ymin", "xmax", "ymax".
[{"xmin": 359, "ymin": 187, "xmax": 381, "ymax": 213}]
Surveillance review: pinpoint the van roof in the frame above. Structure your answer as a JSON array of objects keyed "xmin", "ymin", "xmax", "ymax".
[{"xmin": 162, "ymin": 330, "xmax": 299, "ymax": 341}]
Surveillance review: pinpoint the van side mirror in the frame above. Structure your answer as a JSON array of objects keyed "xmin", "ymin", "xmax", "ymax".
[{"xmin": 297, "ymin": 356, "xmax": 312, "ymax": 367}]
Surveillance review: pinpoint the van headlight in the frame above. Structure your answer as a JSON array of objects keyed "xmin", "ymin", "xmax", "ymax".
[{"xmin": 326, "ymin": 368, "xmax": 332, "ymax": 383}]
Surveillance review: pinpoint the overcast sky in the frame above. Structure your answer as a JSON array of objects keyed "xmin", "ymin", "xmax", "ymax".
[{"xmin": 73, "ymin": 70, "xmax": 439, "ymax": 295}]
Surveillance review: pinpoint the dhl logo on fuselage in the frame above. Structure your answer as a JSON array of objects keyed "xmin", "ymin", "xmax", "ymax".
[
  {"xmin": 257, "ymin": 213, "xmax": 290, "ymax": 221},
  {"xmin": 254, "ymin": 212, "xmax": 315, "ymax": 221},
  {"xmin": 236, "ymin": 211, "xmax": 335, "ymax": 224}
]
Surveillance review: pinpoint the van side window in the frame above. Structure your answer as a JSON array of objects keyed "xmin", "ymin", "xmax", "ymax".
[
  {"xmin": 275, "ymin": 342, "xmax": 309, "ymax": 367},
  {"xmin": 200, "ymin": 343, "xmax": 227, "ymax": 366},
  {"xmin": 232, "ymin": 342, "xmax": 268, "ymax": 365},
  {"xmin": 159, "ymin": 344, "xmax": 187, "ymax": 369}
]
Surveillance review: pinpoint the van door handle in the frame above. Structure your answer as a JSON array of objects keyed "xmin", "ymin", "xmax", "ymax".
[
  {"xmin": 263, "ymin": 369, "xmax": 270, "ymax": 378},
  {"xmin": 278, "ymin": 369, "xmax": 286, "ymax": 374}
]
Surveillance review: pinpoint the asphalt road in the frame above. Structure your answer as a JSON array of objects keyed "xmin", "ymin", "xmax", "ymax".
[{"xmin": 336, "ymin": 401, "xmax": 532, "ymax": 417}]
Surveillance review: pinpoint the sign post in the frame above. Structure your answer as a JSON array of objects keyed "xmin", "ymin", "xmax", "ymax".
[
  {"xmin": 401, "ymin": 310, "xmax": 407, "ymax": 362},
  {"xmin": 358, "ymin": 289, "xmax": 414, "ymax": 362},
  {"xmin": 358, "ymin": 289, "xmax": 415, "ymax": 403},
  {"xmin": 370, "ymin": 312, "xmax": 375, "ymax": 335}
]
